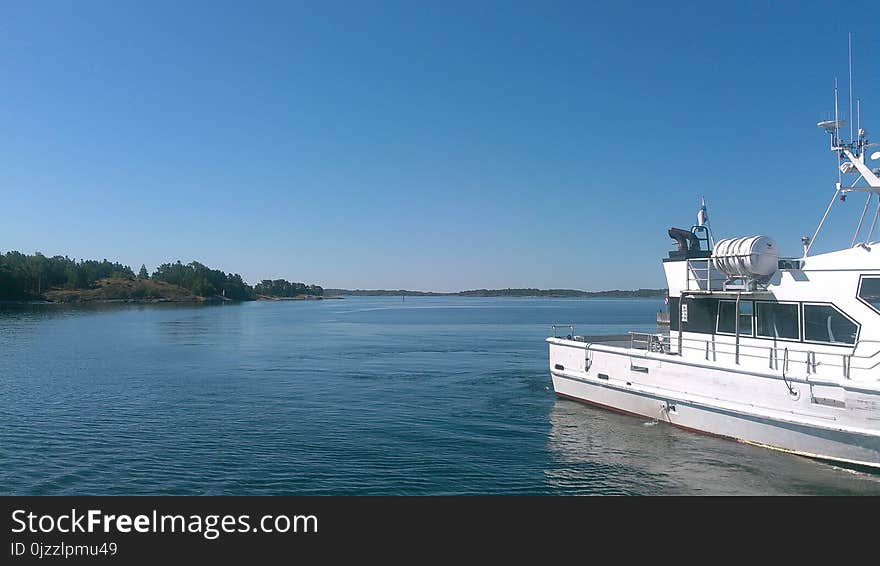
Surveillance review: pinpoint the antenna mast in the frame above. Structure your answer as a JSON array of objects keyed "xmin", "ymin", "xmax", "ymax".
[
  {"xmin": 835, "ymin": 79, "xmax": 842, "ymax": 184},
  {"xmin": 811, "ymin": 34, "xmax": 880, "ymax": 255},
  {"xmin": 849, "ymin": 32, "xmax": 854, "ymax": 143}
]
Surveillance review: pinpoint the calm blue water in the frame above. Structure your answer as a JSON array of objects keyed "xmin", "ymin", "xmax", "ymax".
[{"xmin": 1, "ymin": 297, "xmax": 879, "ymax": 495}]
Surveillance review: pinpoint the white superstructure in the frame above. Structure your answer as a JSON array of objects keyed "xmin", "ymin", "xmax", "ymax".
[{"xmin": 547, "ymin": 55, "xmax": 880, "ymax": 470}]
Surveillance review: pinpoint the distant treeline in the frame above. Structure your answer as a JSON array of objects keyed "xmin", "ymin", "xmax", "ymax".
[
  {"xmin": 0, "ymin": 251, "xmax": 134, "ymax": 299},
  {"xmin": 254, "ymin": 279, "xmax": 324, "ymax": 297},
  {"xmin": 152, "ymin": 261, "xmax": 255, "ymax": 301},
  {"xmin": 0, "ymin": 251, "xmax": 322, "ymax": 301},
  {"xmin": 324, "ymin": 289, "xmax": 448, "ymax": 297},
  {"xmin": 325, "ymin": 288, "xmax": 667, "ymax": 298},
  {"xmin": 458, "ymin": 288, "xmax": 666, "ymax": 298}
]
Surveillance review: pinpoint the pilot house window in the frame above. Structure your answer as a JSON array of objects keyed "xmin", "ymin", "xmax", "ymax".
[
  {"xmin": 756, "ymin": 302, "xmax": 799, "ymax": 340},
  {"xmin": 681, "ymin": 297, "xmax": 718, "ymax": 334},
  {"xmin": 858, "ymin": 276, "xmax": 880, "ymax": 314},
  {"xmin": 717, "ymin": 300, "xmax": 753, "ymax": 336},
  {"xmin": 803, "ymin": 304, "xmax": 857, "ymax": 345}
]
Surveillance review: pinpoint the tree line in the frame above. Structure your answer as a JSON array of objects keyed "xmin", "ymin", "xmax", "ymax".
[
  {"xmin": 253, "ymin": 279, "xmax": 324, "ymax": 298},
  {"xmin": 0, "ymin": 251, "xmax": 323, "ymax": 301},
  {"xmin": 0, "ymin": 252, "xmax": 134, "ymax": 299},
  {"xmin": 151, "ymin": 261, "xmax": 255, "ymax": 301}
]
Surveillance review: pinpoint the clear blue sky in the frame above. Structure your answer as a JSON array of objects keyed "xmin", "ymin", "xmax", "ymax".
[{"xmin": 2, "ymin": 1, "xmax": 879, "ymax": 291}]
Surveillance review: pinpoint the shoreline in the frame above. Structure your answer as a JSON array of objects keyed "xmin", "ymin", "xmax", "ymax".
[
  {"xmin": 256, "ymin": 295, "xmax": 344, "ymax": 301},
  {"xmin": 0, "ymin": 295, "xmax": 347, "ymax": 306}
]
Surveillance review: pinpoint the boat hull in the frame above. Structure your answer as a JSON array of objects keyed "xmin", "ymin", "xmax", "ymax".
[{"xmin": 549, "ymin": 340, "xmax": 880, "ymax": 469}]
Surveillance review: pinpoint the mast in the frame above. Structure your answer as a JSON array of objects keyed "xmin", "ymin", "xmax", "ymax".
[
  {"xmin": 811, "ymin": 35, "xmax": 880, "ymax": 255},
  {"xmin": 849, "ymin": 32, "xmax": 854, "ymax": 145}
]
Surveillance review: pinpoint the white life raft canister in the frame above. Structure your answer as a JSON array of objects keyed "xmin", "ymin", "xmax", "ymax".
[{"xmin": 712, "ymin": 236, "xmax": 779, "ymax": 278}]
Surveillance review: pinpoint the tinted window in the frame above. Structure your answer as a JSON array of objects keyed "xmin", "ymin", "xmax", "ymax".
[
  {"xmin": 756, "ymin": 302, "xmax": 799, "ymax": 340},
  {"xmin": 858, "ymin": 276, "xmax": 880, "ymax": 313},
  {"xmin": 803, "ymin": 304, "xmax": 857, "ymax": 345},
  {"xmin": 682, "ymin": 297, "xmax": 718, "ymax": 334},
  {"xmin": 718, "ymin": 301, "xmax": 736, "ymax": 333},
  {"xmin": 669, "ymin": 297, "xmax": 680, "ymax": 331},
  {"xmin": 739, "ymin": 301, "xmax": 754, "ymax": 336},
  {"xmin": 718, "ymin": 300, "xmax": 753, "ymax": 335}
]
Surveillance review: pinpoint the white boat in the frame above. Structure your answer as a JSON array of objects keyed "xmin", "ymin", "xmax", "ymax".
[{"xmin": 547, "ymin": 59, "xmax": 880, "ymax": 470}]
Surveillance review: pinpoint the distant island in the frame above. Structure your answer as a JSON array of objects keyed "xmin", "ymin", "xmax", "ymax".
[
  {"xmin": 0, "ymin": 251, "xmax": 326, "ymax": 303},
  {"xmin": 324, "ymin": 288, "xmax": 668, "ymax": 298}
]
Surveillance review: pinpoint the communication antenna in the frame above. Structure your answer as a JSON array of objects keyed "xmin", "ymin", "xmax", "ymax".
[
  {"xmin": 849, "ymin": 32, "xmax": 854, "ymax": 144},
  {"xmin": 835, "ymin": 79, "xmax": 842, "ymax": 184},
  {"xmin": 834, "ymin": 79, "xmax": 840, "ymax": 142}
]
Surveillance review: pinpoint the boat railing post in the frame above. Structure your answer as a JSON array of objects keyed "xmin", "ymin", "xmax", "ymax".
[
  {"xmin": 734, "ymin": 293, "xmax": 741, "ymax": 364},
  {"xmin": 706, "ymin": 259, "xmax": 711, "ymax": 292},
  {"xmin": 677, "ymin": 297, "xmax": 683, "ymax": 355}
]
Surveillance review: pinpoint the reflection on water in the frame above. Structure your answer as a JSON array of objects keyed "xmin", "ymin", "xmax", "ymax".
[{"xmin": 546, "ymin": 398, "xmax": 880, "ymax": 495}]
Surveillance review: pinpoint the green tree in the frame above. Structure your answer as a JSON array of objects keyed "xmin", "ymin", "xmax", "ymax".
[{"xmin": 138, "ymin": 264, "xmax": 149, "ymax": 279}]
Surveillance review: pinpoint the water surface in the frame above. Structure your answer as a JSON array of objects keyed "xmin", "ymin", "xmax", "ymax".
[{"xmin": 1, "ymin": 297, "xmax": 878, "ymax": 495}]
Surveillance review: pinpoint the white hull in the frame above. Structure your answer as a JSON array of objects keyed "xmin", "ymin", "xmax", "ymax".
[{"xmin": 549, "ymin": 339, "xmax": 880, "ymax": 469}]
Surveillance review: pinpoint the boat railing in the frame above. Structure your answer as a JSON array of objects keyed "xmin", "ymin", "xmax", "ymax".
[
  {"xmin": 551, "ymin": 324, "xmax": 642, "ymax": 345},
  {"xmin": 849, "ymin": 339, "xmax": 880, "ymax": 360},
  {"xmin": 629, "ymin": 331, "xmax": 668, "ymax": 353},
  {"xmin": 554, "ymin": 326, "xmax": 880, "ymax": 379},
  {"xmin": 550, "ymin": 330, "xmax": 639, "ymax": 346},
  {"xmin": 847, "ymin": 340, "xmax": 880, "ymax": 373},
  {"xmin": 685, "ymin": 258, "xmax": 727, "ymax": 292},
  {"xmin": 551, "ymin": 324, "xmax": 575, "ymax": 338},
  {"xmin": 672, "ymin": 334, "xmax": 880, "ymax": 379}
]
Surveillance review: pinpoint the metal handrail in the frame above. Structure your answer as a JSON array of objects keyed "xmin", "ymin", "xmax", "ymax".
[
  {"xmin": 849, "ymin": 339, "xmax": 880, "ymax": 359},
  {"xmin": 685, "ymin": 258, "xmax": 726, "ymax": 292},
  {"xmin": 572, "ymin": 327, "xmax": 875, "ymax": 379},
  {"xmin": 671, "ymin": 333, "xmax": 880, "ymax": 377},
  {"xmin": 551, "ymin": 324, "xmax": 574, "ymax": 338},
  {"xmin": 629, "ymin": 331, "xmax": 667, "ymax": 353},
  {"xmin": 675, "ymin": 333, "xmax": 880, "ymax": 359}
]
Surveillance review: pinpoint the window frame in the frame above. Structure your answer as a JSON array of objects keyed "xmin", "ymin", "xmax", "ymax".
[
  {"xmin": 801, "ymin": 302, "xmax": 860, "ymax": 347},
  {"xmin": 754, "ymin": 300, "xmax": 801, "ymax": 341},
  {"xmin": 856, "ymin": 274, "xmax": 880, "ymax": 316},
  {"xmin": 716, "ymin": 299, "xmax": 755, "ymax": 337}
]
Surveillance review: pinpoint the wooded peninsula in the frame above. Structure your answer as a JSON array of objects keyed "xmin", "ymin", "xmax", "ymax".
[{"xmin": 0, "ymin": 251, "xmax": 324, "ymax": 303}]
